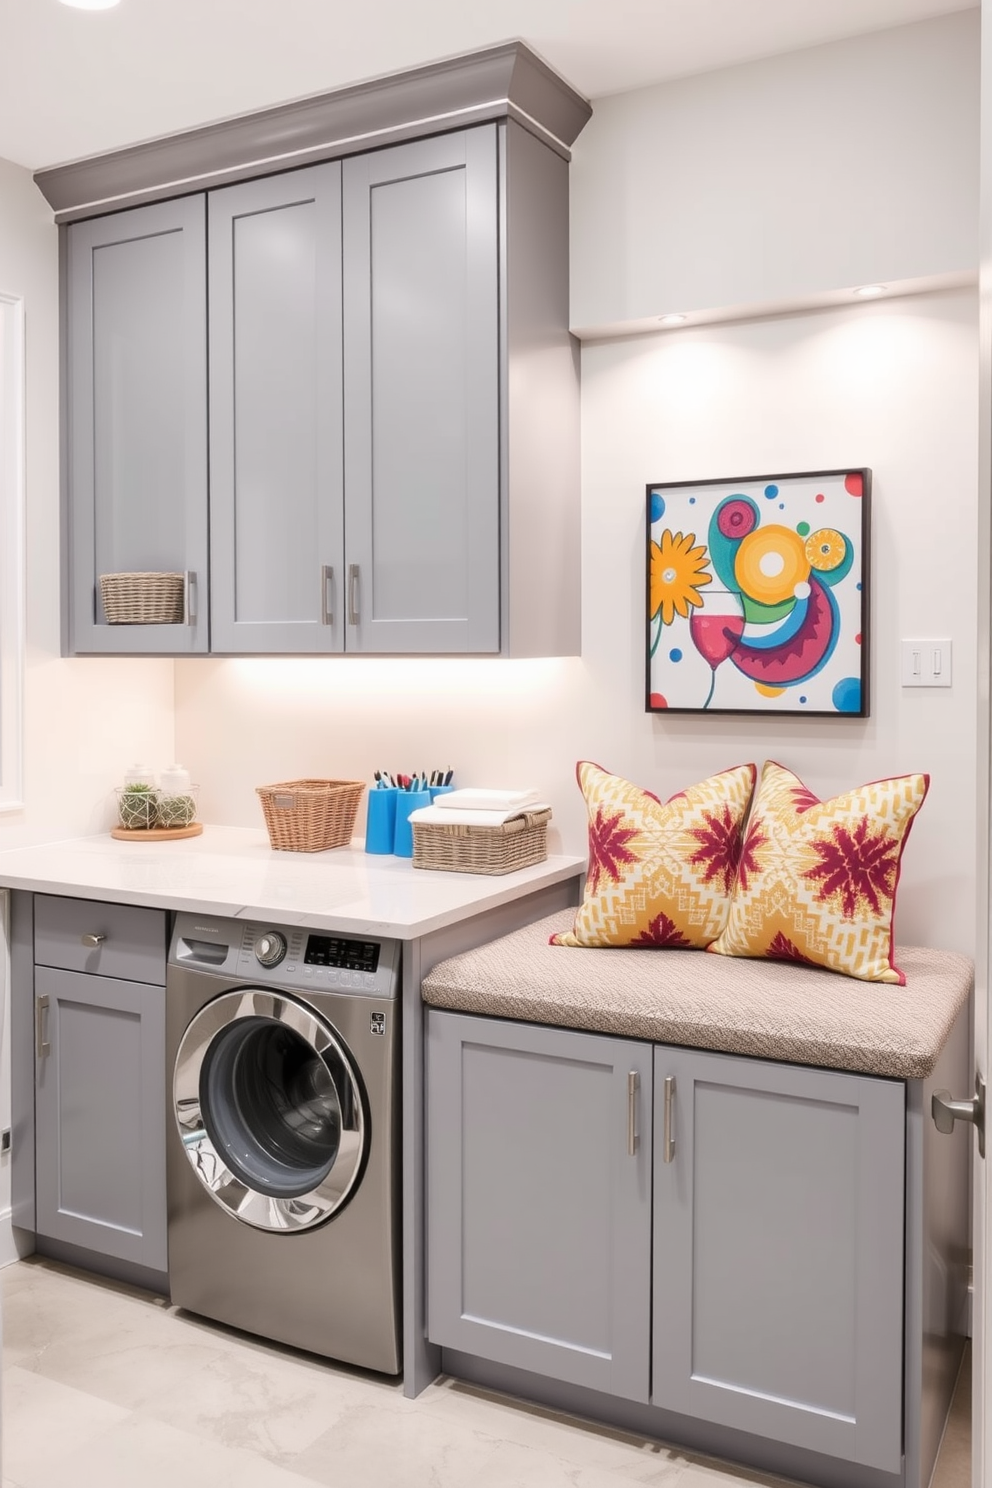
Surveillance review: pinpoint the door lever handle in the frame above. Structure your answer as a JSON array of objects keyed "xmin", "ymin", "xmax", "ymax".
[{"xmin": 932, "ymin": 1075, "xmax": 985, "ymax": 1157}]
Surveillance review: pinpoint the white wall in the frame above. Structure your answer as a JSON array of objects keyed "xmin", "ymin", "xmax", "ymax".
[
  {"xmin": 571, "ymin": 11, "xmax": 979, "ymax": 332},
  {"xmin": 0, "ymin": 157, "xmax": 174, "ymax": 848},
  {"xmin": 176, "ymin": 286, "xmax": 978, "ymax": 957}
]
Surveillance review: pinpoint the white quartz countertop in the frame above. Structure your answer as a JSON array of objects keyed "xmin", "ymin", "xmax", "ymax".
[{"xmin": 0, "ymin": 826, "xmax": 585, "ymax": 939}]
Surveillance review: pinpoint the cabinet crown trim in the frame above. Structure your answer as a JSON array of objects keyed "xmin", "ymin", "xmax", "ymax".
[{"xmin": 35, "ymin": 41, "xmax": 592, "ymax": 223}]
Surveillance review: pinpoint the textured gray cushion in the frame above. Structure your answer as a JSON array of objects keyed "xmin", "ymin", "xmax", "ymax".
[{"xmin": 421, "ymin": 911, "xmax": 973, "ymax": 1079}]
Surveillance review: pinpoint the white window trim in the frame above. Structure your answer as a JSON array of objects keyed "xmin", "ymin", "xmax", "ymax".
[{"xmin": 0, "ymin": 293, "xmax": 25, "ymax": 811}]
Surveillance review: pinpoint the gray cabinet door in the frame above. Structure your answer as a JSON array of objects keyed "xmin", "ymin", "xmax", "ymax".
[
  {"xmin": 653, "ymin": 1048, "xmax": 905, "ymax": 1472},
  {"xmin": 343, "ymin": 129, "xmax": 500, "ymax": 654},
  {"xmin": 208, "ymin": 165, "xmax": 345, "ymax": 653},
  {"xmin": 427, "ymin": 1011, "xmax": 652, "ymax": 1399},
  {"xmin": 34, "ymin": 965, "xmax": 167, "ymax": 1271},
  {"xmin": 67, "ymin": 196, "xmax": 208, "ymax": 654}
]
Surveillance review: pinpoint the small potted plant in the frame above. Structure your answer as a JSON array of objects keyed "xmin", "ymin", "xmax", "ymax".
[
  {"xmin": 116, "ymin": 782, "xmax": 158, "ymax": 831},
  {"xmin": 156, "ymin": 790, "xmax": 198, "ymax": 828}
]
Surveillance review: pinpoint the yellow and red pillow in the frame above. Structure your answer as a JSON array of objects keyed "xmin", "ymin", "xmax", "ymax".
[
  {"xmin": 708, "ymin": 760, "xmax": 929, "ymax": 984},
  {"xmin": 551, "ymin": 761, "xmax": 756, "ymax": 950}
]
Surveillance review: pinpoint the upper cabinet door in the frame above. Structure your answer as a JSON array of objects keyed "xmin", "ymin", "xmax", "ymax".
[
  {"xmin": 343, "ymin": 129, "xmax": 500, "ymax": 654},
  {"xmin": 208, "ymin": 165, "xmax": 345, "ymax": 654},
  {"xmin": 67, "ymin": 197, "xmax": 209, "ymax": 654}
]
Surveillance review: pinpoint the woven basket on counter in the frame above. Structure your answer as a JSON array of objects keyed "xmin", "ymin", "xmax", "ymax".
[
  {"xmin": 99, "ymin": 572, "xmax": 185, "ymax": 625},
  {"xmin": 412, "ymin": 807, "xmax": 551, "ymax": 876},
  {"xmin": 256, "ymin": 779, "xmax": 365, "ymax": 852}
]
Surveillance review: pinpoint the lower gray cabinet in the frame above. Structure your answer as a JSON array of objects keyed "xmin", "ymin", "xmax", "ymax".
[
  {"xmin": 653, "ymin": 1048, "xmax": 905, "ymax": 1472},
  {"xmin": 426, "ymin": 1010, "xmax": 653, "ymax": 1399},
  {"xmin": 33, "ymin": 900, "xmax": 167, "ymax": 1273},
  {"xmin": 426, "ymin": 1011, "xmax": 907, "ymax": 1471}
]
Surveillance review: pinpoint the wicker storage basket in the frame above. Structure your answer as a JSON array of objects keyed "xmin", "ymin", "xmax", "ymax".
[
  {"xmin": 412, "ymin": 807, "xmax": 551, "ymax": 876},
  {"xmin": 100, "ymin": 572, "xmax": 185, "ymax": 625},
  {"xmin": 256, "ymin": 779, "xmax": 365, "ymax": 852}
]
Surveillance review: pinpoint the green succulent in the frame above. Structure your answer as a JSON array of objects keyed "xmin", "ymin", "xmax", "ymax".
[
  {"xmin": 118, "ymin": 783, "xmax": 157, "ymax": 830},
  {"xmin": 156, "ymin": 793, "xmax": 197, "ymax": 828}
]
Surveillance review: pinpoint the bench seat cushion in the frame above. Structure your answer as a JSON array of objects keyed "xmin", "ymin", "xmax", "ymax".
[{"xmin": 421, "ymin": 911, "xmax": 973, "ymax": 1079}]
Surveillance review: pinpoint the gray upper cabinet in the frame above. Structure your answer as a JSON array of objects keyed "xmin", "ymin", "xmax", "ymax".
[
  {"xmin": 208, "ymin": 165, "xmax": 345, "ymax": 653},
  {"xmin": 653, "ymin": 1047, "xmax": 905, "ymax": 1473},
  {"xmin": 426, "ymin": 1010, "xmax": 653, "ymax": 1399},
  {"xmin": 66, "ymin": 196, "xmax": 209, "ymax": 654},
  {"xmin": 342, "ymin": 131, "xmax": 499, "ymax": 654},
  {"xmin": 59, "ymin": 45, "xmax": 587, "ymax": 657}
]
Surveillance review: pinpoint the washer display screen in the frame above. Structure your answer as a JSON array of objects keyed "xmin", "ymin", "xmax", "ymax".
[{"xmin": 304, "ymin": 935, "xmax": 380, "ymax": 973}]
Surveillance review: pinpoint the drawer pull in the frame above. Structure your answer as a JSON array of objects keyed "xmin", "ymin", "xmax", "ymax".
[
  {"xmin": 627, "ymin": 1070, "xmax": 639, "ymax": 1157},
  {"xmin": 36, "ymin": 995, "xmax": 50, "ymax": 1059},
  {"xmin": 81, "ymin": 933, "xmax": 106, "ymax": 948},
  {"xmin": 663, "ymin": 1074, "xmax": 676, "ymax": 1163}
]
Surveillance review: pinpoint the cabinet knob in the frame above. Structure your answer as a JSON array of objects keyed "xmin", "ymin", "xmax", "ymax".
[{"xmin": 81, "ymin": 933, "xmax": 106, "ymax": 948}]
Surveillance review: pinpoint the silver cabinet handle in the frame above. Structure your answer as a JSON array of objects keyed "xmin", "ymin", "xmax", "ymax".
[
  {"xmin": 933, "ymin": 1075, "xmax": 986, "ymax": 1157},
  {"xmin": 183, "ymin": 570, "xmax": 197, "ymax": 626},
  {"xmin": 81, "ymin": 933, "xmax": 106, "ymax": 948},
  {"xmin": 627, "ymin": 1071, "xmax": 639, "ymax": 1157},
  {"xmin": 347, "ymin": 564, "xmax": 360, "ymax": 626},
  {"xmin": 663, "ymin": 1075, "xmax": 676, "ymax": 1163},
  {"xmin": 36, "ymin": 995, "xmax": 50, "ymax": 1059},
  {"xmin": 320, "ymin": 565, "xmax": 334, "ymax": 626}
]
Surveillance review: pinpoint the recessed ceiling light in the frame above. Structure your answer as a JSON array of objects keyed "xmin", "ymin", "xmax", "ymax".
[
  {"xmin": 59, "ymin": 0, "xmax": 121, "ymax": 9},
  {"xmin": 659, "ymin": 313, "xmax": 687, "ymax": 326},
  {"xmin": 853, "ymin": 284, "xmax": 886, "ymax": 298}
]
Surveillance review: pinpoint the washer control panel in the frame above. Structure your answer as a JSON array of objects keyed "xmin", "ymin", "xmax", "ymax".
[{"xmin": 169, "ymin": 913, "xmax": 400, "ymax": 999}]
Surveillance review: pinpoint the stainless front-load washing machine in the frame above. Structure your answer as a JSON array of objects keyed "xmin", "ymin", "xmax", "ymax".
[{"xmin": 165, "ymin": 912, "xmax": 401, "ymax": 1373}]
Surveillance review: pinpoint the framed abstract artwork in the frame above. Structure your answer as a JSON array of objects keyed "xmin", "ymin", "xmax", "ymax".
[{"xmin": 646, "ymin": 469, "xmax": 870, "ymax": 717}]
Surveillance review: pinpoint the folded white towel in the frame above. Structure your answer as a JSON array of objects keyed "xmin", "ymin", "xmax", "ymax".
[
  {"xmin": 433, "ymin": 787, "xmax": 542, "ymax": 812},
  {"xmin": 408, "ymin": 804, "xmax": 551, "ymax": 828}
]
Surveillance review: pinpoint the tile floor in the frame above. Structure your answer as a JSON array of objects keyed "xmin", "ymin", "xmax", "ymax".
[{"xmin": 0, "ymin": 1256, "xmax": 973, "ymax": 1488}]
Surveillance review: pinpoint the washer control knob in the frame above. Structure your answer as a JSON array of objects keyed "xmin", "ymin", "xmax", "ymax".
[{"xmin": 255, "ymin": 931, "xmax": 287, "ymax": 968}]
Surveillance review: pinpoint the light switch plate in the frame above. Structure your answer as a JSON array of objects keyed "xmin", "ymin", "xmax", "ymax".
[{"xmin": 901, "ymin": 639, "xmax": 952, "ymax": 687}]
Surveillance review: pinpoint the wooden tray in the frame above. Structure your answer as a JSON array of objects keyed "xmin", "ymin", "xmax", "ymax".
[{"xmin": 111, "ymin": 822, "xmax": 203, "ymax": 842}]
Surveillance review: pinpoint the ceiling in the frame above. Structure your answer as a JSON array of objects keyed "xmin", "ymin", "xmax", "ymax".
[{"xmin": 0, "ymin": 0, "xmax": 976, "ymax": 173}]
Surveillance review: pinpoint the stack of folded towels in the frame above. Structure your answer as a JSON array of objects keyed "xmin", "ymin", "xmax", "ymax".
[{"xmin": 408, "ymin": 787, "xmax": 550, "ymax": 828}]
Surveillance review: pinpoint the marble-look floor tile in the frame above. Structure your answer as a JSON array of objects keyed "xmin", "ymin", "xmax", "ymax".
[
  {"xmin": 18, "ymin": 1415, "xmax": 267, "ymax": 1488},
  {"xmin": 143, "ymin": 1333, "xmax": 402, "ymax": 1465},
  {"xmin": 415, "ymin": 1378, "xmax": 692, "ymax": 1485},
  {"xmin": 291, "ymin": 1398, "xmax": 530, "ymax": 1488},
  {"xmin": 1, "ymin": 1366, "xmax": 130, "ymax": 1483}
]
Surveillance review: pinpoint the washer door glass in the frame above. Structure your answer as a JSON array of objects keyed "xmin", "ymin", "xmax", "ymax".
[{"xmin": 174, "ymin": 989, "xmax": 366, "ymax": 1232}]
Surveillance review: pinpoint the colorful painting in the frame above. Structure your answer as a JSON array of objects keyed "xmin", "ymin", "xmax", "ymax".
[{"xmin": 646, "ymin": 469, "xmax": 870, "ymax": 717}]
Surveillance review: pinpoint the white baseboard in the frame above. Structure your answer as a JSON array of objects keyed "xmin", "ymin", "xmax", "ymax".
[{"xmin": 0, "ymin": 1212, "xmax": 33, "ymax": 1267}]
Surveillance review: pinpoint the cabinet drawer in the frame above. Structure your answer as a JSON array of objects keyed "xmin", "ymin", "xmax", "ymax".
[{"xmin": 34, "ymin": 895, "xmax": 166, "ymax": 985}]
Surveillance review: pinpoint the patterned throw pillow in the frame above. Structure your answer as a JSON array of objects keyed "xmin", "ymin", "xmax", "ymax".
[
  {"xmin": 551, "ymin": 761, "xmax": 756, "ymax": 950},
  {"xmin": 708, "ymin": 760, "xmax": 929, "ymax": 984}
]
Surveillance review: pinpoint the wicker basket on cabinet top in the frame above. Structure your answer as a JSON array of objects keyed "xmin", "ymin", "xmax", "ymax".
[{"xmin": 256, "ymin": 779, "xmax": 365, "ymax": 852}]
